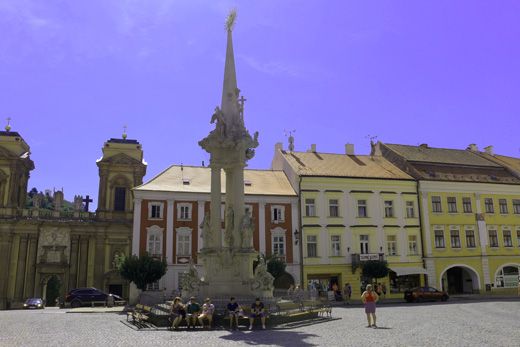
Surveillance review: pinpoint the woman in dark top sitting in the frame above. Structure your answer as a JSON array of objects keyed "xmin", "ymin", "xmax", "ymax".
[
  {"xmin": 227, "ymin": 297, "xmax": 240, "ymax": 330},
  {"xmin": 249, "ymin": 297, "xmax": 266, "ymax": 330}
]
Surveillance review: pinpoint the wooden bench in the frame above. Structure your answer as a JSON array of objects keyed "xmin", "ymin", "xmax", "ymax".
[
  {"xmin": 302, "ymin": 300, "xmax": 332, "ymax": 318},
  {"xmin": 275, "ymin": 301, "xmax": 304, "ymax": 317},
  {"xmin": 127, "ymin": 304, "xmax": 152, "ymax": 327}
]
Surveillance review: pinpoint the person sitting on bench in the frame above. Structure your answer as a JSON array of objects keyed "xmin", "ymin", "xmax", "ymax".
[
  {"xmin": 186, "ymin": 297, "xmax": 201, "ymax": 329},
  {"xmin": 170, "ymin": 297, "xmax": 186, "ymax": 330},
  {"xmin": 227, "ymin": 297, "xmax": 240, "ymax": 330},
  {"xmin": 197, "ymin": 298, "xmax": 215, "ymax": 329},
  {"xmin": 249, "ymin": 297, "xmax": 266, "ymax": 330}
]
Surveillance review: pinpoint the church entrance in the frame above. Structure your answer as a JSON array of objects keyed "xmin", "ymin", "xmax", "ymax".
[{"xmin": 44, "ymin": 275, "xmax": 61, "ymax": 306}]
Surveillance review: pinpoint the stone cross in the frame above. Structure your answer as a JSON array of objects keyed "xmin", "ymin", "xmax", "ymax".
[{"xmin": 82, "ymin": 195, "xmax": 93, "ymax": 212}]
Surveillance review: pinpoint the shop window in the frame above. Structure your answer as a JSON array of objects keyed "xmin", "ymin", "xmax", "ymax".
[
  {"xmin": 495, "ymin": 266, "xmax": 520, "ymax": 288},
  {"xmin": 389, "ymin": 272, "xmax": 421, "ymax": 294}
]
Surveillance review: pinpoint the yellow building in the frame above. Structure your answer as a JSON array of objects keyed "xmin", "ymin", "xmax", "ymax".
[
  {"xmin": 381, "ymin": 143, "xmax": 520, "ymax": 295},
  {"xmin": 272, "ymin": 142, "xmax": 426, "ymax": 299}
]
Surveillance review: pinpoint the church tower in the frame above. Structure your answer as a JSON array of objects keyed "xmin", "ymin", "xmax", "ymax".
[
  {"xmin": 0, "ymin": 122, "xmax": 34, "ymax": 213},
  {"xmin": 96, "ymin": 131, "xmax": 146, "ymax": 220}
]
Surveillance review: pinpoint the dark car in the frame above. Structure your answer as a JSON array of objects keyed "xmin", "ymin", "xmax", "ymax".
[
  {"xmin": 404, "ymin": 287, "xmax": 449, "ymax": 303},
  {"xmin": 64, "ymin": 287, "xmax": 124, "ymax": 308},
  {"xmin": 24, "ymin": 298, "xmax": 44, "ymax": 309}
]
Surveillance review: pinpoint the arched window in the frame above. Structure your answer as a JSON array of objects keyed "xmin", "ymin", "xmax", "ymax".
[
  {"xmin": 114, "ymin": 187, "xmax": 126, "ymax": 211},
  {"xmin": 495, "ymin": 265, "xmax": 519, "ymax": 288}
]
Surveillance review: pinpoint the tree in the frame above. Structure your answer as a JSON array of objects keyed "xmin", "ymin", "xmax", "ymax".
[
  {"xmin": 266, "ymin": 256, "xmax": 286, "ymax": 279},
  {"xmin": 118, "ymin": 254, "xmax": 167, "ymax": 291},
  {"xmin": 362, "ymin": 260, "xmax": 389, "ymax": 282}
]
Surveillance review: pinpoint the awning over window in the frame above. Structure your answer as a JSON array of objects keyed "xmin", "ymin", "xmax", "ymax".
[{"xmin": 390, "ymin": 266, "xmax": 428, "ymax": 276}]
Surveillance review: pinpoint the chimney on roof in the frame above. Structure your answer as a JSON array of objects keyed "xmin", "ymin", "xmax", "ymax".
[
  {"xmin": 467, "ymin": 144, "xmax": 478, "ymax": 152},
  {"xmin": 275, "ymin": 142, "xmax": 283, "ymax": 152},
  {"xmin": 308, "ymin": 144, "xmax": 316, "ymax": 153},
  {"xmin": 419, "ymin": 143, "xmax": 428, "ymax": 148},
  {"xmin": 370, "ymin": 141, "xmax": 382, "ymax": 157},
  {"xmin": 484, "ymin": 145, "xmax": 494, "ymax": 156},
  {"xmin": 345, "ymin": 143, "xmax": 354, "ymax": 155}
]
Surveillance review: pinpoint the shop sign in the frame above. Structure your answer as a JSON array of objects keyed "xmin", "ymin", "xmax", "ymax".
[{"xmin": 359, "ymin": 253, "xmax": 380, "ymax": 261}]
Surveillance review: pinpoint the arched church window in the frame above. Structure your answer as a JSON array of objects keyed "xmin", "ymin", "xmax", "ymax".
[{"xmin": 114, "ymin": 187, "xmax": 126, "ymax": 211}]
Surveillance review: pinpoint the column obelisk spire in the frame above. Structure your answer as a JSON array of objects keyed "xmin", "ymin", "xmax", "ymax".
[{"xmin": 221, "ymin": 9, "xmax": 240, "ymax": 129}]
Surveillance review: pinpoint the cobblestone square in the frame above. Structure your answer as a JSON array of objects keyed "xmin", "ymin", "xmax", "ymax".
[{"xmin": 1, "ymin": 300, "xmax": 519, "ymax": 347}]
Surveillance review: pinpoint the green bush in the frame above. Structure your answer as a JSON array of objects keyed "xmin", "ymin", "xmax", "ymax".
[{"xmin": 118, "ymin": 254, "xmax": 167, "ymax": 291}]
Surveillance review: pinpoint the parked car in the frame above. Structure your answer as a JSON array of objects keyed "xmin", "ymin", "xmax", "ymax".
[
  {"xmin": 404, "ymin": 287, "xmax": 449, "ymax": 303},
  {"xmin": 23, "ymin": 298, "xmax": 45, "ymax": 309},
  {"xmin": 64, "ymin": 288, "xmax": 124, "ymax": 308}
]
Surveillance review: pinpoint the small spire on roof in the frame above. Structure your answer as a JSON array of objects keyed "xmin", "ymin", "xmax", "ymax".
[
  {"xmin": 284, "ymin": 129, "xmax": 296, "ymax": 152},
  {"xmin": 5, "ymin": 117, "xmax": 11, "ymax": 132},
  {"xmin": 122, "ymin": 125, "xmax": 128, "ymax": 140}
]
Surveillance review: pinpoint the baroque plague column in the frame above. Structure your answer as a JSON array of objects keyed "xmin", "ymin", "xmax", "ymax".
[{"xmin": 197, "ymin": 11, "xmax": 273, "ymax": 298}]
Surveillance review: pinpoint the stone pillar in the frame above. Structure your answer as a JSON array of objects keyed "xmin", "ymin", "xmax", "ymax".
[
  {"xmin": 69, "ymin": 235, "xmax": 79, "ymax": 290},
  {"xmin": 258, "ymin": 202, "xmax": 266, "ymax": 254},
  {"xmin": 166, "ymin": 199, "xmax": 174, "ymax": 264},
  {"xmin": 24, "ymin": 234, "xmax": 38, "ymax": 298},
  {"xmin": 14, "ymin": 234, "xmax": 28, "ymax": 300},
  {"xmin": 232, "ymin": 165, "xmax": 245, "ymax": 248},
  {"xmin": 7, "ymin": 234, "xmax": 20, "ymax": 302},
  {"xmin": 197, "ymin": 200, "xmax": 205, "ymax": 252},
  {"xmin": 78, "ymin": 237, "xmax": 88, "ymax": 287},
  {"xmin": 210, "ymin": 166, "xmax": 222, "ymax": 248},
  {"xmin": 87, "ymin": 237, "xmax": 96, "ymax": 287},
  {"xmin": 0, "ymin": 233, "xmax": 13, "ymax": 309},
  {"xmin": 95, "ymin": 236, "xmax": 105, "ymax": 289},
  {"xmin": 132, "ymin": 198, "xmax": 142, "ymax": 255}
]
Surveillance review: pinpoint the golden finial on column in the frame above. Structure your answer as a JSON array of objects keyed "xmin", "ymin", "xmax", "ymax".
[
  {"xmin": 122, "ymin": 125, "xmax": 127, "ymax": 140},
  {"xmin": 225, "ymin": 9, "xmax": 237, "ymax": 32},
  {"xmin": 5, "ymin": 117, "xmax": 11, "ymax": 132}
]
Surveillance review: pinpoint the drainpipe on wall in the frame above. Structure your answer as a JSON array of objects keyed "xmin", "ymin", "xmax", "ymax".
[
  {"xmin": 298, "ymin": 175, "xmax": 304, "ymax": 287},
  {"xmin": 416, "ymin": 180, "xmax": 428, "ymax": 286}
]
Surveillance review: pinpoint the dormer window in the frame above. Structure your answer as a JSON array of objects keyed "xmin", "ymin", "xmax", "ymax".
[
  {"xmin": 244, "ymin": 180, "xmax": 252, "ymax": 187},
  {"xmin": 182, "ymin": 178, "xmax": 191, "ymax": 185}
]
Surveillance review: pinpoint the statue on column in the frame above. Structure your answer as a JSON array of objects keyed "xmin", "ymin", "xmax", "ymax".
[
  {"xmin": 210, "ymin": 106, "xmax": 226, "ymax": 137},
  {"xmin": 240, "ymin": 211, "xmax": 254, "ymax": 249},
  {"xmin": 224, "ymin": 206, "xmax": 234, "ymax": 247},
  {"xmin": 250, "ymin": 257, "xmax": 274, "ymax": 296},
  {"xmin": 73, "ymin": 195, "xmax": 83, "ymax": 212},
  {"xmin": 200, "ymin": 212, "xmax": 213, "ymax": 247}
]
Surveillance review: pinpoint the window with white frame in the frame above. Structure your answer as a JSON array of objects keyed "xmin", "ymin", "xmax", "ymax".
[
  {"xmin": 434, "ymin": 229, "xmax": 445, "ymax": 248},
  {"xmin": 503, "ymin": 229, "xmax": 512, "ymax": 247},
  {"xmin": 465, "ymin": 229, "xmax": 476, "ymax": 248},
  {"xmin": 146, "ymin": 225, "xmax": 163, "ymax": 257},
  {"xmin": 499, "ymin": 199, "xmax": 508, "ymax": 214},
  {"xmin": 432, "ymin": 196, "xmax": 442, "ymax": 213},
  {"xmin": 360, "ymin": 234, "xmax": 369, "ymax": 254},
  {"xmin": 384, "ymin": 201, "xmax": 394, "ymax": 218},
  {"xmin": 271, "ymin": 205, "xmax": 285, "ymax": 223},
  {"xmin": 149, "ymin": 202, "xmax": 164, "ymax": 219},
  {"xmin": 513, "ymin": 200, "xmax": 520, "ymax": 214},
  {"xmin": 177, "ymin": 203, "xmax": 192, "ymax": 221},
  {"xmin": 306, "ymin": 235, "xmax": 318, "ymax": 257},
  {"xmin": 447, "ymin": 197, "xmax": 457, "ymax": 213},
  {"xmin": 488, "ymin": 229, "xmax": 498, "ymax": 247},
  {"xmin": 450, "ymin": 229, "xmax": 461, "ymax": 248},
  {"xmin": 462, "ymin": 197, "xmax": 472, "ymax": 213},
  {"xmin": 357, "ymin": 200, "xmax": 367, "ymax": 217},
  {"xmin": 408, "ymin": 235, "xmax": 418, "ymax": 255},
  {"xmin": 331, "ymin": 235, "xmax": 341, "ymax": 256},
  {"xmin": 405, "ymin": 201, "xmax": 415, "ymax": 218},
  {"xmin": 329, "ymin": 199, "xmax": 339, "ymax": 217},
  {"xmin": 176, "ymin": 228, "xmax": 192, "ymax": 256},
  {"xmin": 495, "ymin": 266, "xmax": 520, "ymax": 288},
  {"xmin": 147, "ymin": 281, "xmax": 160, "ymax": 291},
  {"xmin": 387, "ymin": 235, "xmax": 397, "ymax": 255},
  {"xmin": 305, "ymin": 199, "xmax": 316, "ymax": 217},
  {"xmin": 484, "ymin": 198, "xmax": 494, "ymax": 213},
  {"xmin": 272, "ymin": 228, "xmax": 286, "ymax": 256}
]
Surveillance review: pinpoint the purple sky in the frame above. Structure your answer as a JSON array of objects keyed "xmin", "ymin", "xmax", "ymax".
[{"xmin": 1, "ymin": 1, "xmax": 519, "ymax": 209}]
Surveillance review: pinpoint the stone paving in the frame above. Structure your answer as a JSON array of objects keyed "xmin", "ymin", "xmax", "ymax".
[{"xmin": 1, "ymin": 300, "xmax": 519, "ymax": 346}]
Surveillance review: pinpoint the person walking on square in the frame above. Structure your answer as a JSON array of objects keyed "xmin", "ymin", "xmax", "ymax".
[
  {"xmin": 198, "ymin": 298, "xmax": 215, "ymax": 329},
  {"xmin": 186, "ymin": 297, "xmax": 201, "ymax": 329},
  {"xmin": 249, "ymin": 298, "xmax": 266, "ymax": 330},
  {"xmin": 343, "ymin": 282, "xmax": 352, "ymax": 304},
  {"xmin": 361, "ymin": 284, "xmax": 379, "ymax": 328},
  {"xmin": 227, "ymin": 297, "xmax": 240, "ymax": 330},
  {"xmin": 170, "ymin": 297, "xmax": 186, "ymax": 330}
]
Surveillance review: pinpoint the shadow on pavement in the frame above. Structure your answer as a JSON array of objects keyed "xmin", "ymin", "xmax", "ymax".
[{"xmin": 219, "ymin": 329, "xmax": 319, "ymax": 347}]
